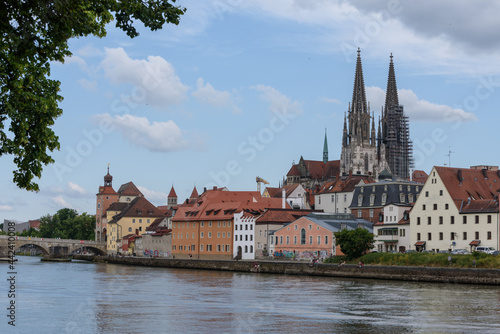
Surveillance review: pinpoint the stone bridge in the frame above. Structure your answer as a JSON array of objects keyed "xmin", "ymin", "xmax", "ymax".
[{"xmin": 0, "ymin": 235, "xmax": 106, "ymax": 258}]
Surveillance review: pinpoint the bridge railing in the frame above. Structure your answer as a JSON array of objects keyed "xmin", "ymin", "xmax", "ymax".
[{"xmin": 0, "ymin": 235, "xmax": 104, "ymax": 245}]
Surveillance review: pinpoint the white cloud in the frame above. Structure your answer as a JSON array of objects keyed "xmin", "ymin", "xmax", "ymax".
[
  {"xmin": 192, "ymin": 78, "xmax": 241, "ymax": 113},
  {"xmin": 321, "ymin": 97, "xmax": 341, "ymax": 104},
  {"xmin": 253, "ymin": 85, "xmax": 303, "ymax": 115},
  {"xmin": 0, "ymin": 205, "xmax": 14, "ymax": 211},
  {"xmin": 77, "ymin": 79, "xmax": 98, "ymax": 92},
  {"xmin": 67, "ymin": 182, "xmax": 88, "ymax": 198},
  {"xmin": 365, "ymin": 86, "xmax": 477, "ymax": 122},
  {"xmin": 137, "ymin": 186, "xmax": 168, "ymax": 205},
  {"xmin": 93, "ymin": 114, "xmax": 189, "ymax": 152},
  {"xmin": 52, "ymin": 196, "xmax": 73, "ymax": 209},
  {"xmin": 100, "ymin": 47, "xmax": 189, "ymax": 109}
]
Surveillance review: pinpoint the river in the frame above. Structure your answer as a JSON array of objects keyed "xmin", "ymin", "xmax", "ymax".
[{"xmin": 2, "ymin": 256, "xmax": 500, "ymax": 333}]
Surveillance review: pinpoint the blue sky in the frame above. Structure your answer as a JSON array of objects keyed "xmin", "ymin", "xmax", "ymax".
[{"xmin": 2, "ymin": 0, "xmax": 500, "ymax": 222}]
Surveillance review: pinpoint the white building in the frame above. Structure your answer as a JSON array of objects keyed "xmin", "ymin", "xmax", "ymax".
[
  {"xmin": 373, "ymin": 204, "xmax": 411, "ymax": 252},
  {"xmin": 410, "ymin": 166, "xmax": 499, "ymax": 252},
  {"xmin": 315, "ymin": 175, "xmax": 374, "ymax": 213},
  {"xmin": 233, "ymin": 211, "xmax": 257, "ymax": 260}
]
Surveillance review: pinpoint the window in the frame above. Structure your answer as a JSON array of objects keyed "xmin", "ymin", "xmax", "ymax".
[
  {"xmin": 228, "ymin": 232, "xmax": 231, "ymax": 238},
  {"xmin": 475, "ymin": 231, "xmax": 479, "ymax": 240},
  {"xmin": 286, "ymin": 236, "xmax": 289, "ymax": 245},
  {"xmin": 439, "ymin": 216, "xmax": 443, "ymax": 225},
  {"xmin": 488, "ymin": 215, "xmax": 492, "ymax": 224},
  {"xmin": 433, "ymin": 204, "xmax": 437, "ymax": 210},
  {"xmin": 408, "ymin": 194, "xmax": 414, "ymax": 203},
  {"xmin": 294, "ymin": 225, "xmax": 298, "ymax": 230},
  {"xmin": 226, "ymin": 245, "xmax": 230, "ymax": 252},
  {"xmin": 439, "ymin": 232, "xmax": 443, "ymax": 240},
  {"xmin": 318, "ymin": 197, "xmax": 321, "ymax": 205},
  {"xmin": 463, "ymin": 216, "xmax": 467, "ymax": 224},
  {"xmin": 301, "ymin": 228, "xmax": 306, "ymax": 245},
  {"xmin": 208, "ymin": 232, "xmax": 212, "ymax": 238},
  {"xmin": 186, "ymin": 233, "xmax": 189, "ymax": 239},
  {"xmin": 250, "ymin": 245, "xmax": 253, "ymax": 253},
  {"xmin": 235, "ymin": 235, "xmax": 237, "ymax": 241},
  {"xmin": 331, "ymin": 195, "xmax": 335, "ymax": 203},
  {"xmin": 370, "ymin": 194, "xmax": 375, "ymax": 206},
  {"xmin": 245, "ymin": 235, "xmax": 248, "ymax": 241},
  {"xmin": 207, "ymin": 245, "xmax": 212, "ymax": 251},
  {"xmin": 451, "ymin": 216, "xmax": 455, "ymax": 224},
  {"xmin": 425, "ymin": 191, "xmax": 429, "ymax": 197},
  {"xmin": 218, "ymin": 221, "xmax": 221, "ymax": 227},
  {"xmin": 138, "ymin": 219, "xmax": 142, "ymax": 224},
  {"xmin": 223, "ymin": 221, "xmax": 226, "ymax": 227},
  {"xmin": 417, "ymin": 233, "xmax": 421, "ymax": 241},
  {"xmin": 128, "ymin": 227, "xmax": 132, "ymax": 232},
  {"xmin": 400, "ymin": 193, "xmax": 405, "ymax": 203},
  {"xmin": 487, "ymin": 231, "xmax": 492, "ymax": 240},
  {"xmin": 463, "ymin": 232, "xmax": 467, "ymax": 240},
  {"xmin": 450, "ymin": 232, "xmax": 455, "ymax": 240},
  {"xmin": 132, "ymin": 219, "xmax": 136, "ymax": 223},
  {"xmin": 217, "ymin": 232, "xmax": 220, "ymax": 238},
  {"xmin": 245, "ymin": 225, "xmax": 248, "ymax": 230},
  {"xmin": 201, "ymin": 222, "xmax": 204, "ymax": 227},
  {"xmin": 422, "ymin": 204, "xmax": 426, "ymax": 210},
  {"xmin": 358, "ymin": 195, "xmax": 363, "ymax": 206},
  {"xmin": 358, "ymin": 210, "xmax": 362, "ymax": 218},
  {"xmin": 250, "ymin": 225, "xmax": 253, "ymax": 230},
  {"xmin": 294, "ymin": 236, "xmax": 297, "ymax": 244},
  {"xmin": 369, "ymin": 209, "xmax": 373, "ymax": 218},
  {"xmin": 381, "ymin": 193, "xmax": 387, "ymax": 205},
  {"xmin": 217, "ymin": 245, "xmax": 221, "ymax": 252},
  {"xmin": 445, "ymin": 203, "xmax": 449, "ymax": 210},
  {"xmin": 244, "ymin": 245, "xmax": 248, "ymax": 253},
  {"xmin": 200, "ymin": 244, "xmax": 203, "ymax": 252},
  {"xmin": 309, "ymin": 235, "xmax": 313, "ymax": 245},
  {"xmin": 222, "ymin": 232, "xmax": 225, "ymax": 238},
  {"xmin": 439, "ymin": 190, "xmax": 443, "ymax": 196},
  {"xmin": 209, "ymin": 221, "xmax": 212, "ymax": 227},
  {"xmin": 475, "ymin": 215, "xmax": 479, "ymax": 224},
  {"xmin": 428, "ymin": 232, "xmax": 432, "ymax": 241},
  {"xmin": 427, "ymin": 217, "xmax": 431, "ymax": 225},
  {"xmin": 139, "ymin": 226, "xmax": 142, "ymax": 231},
  {"xmin": 280, "ymin": 236, "xmax": 283, "ymax": 244},
  {"xmin": 325, "ymin": 235, "xmax": 328, "ymax": 245},
  {"xmin": 309, "ymin": 224, "xmax": 312, "ymax": 230},
  {"xmin": 240, "ymin": 235, "xmax": 243, "ymax": 241},
  {"xmin": 344, "ymin": 194, "xmax": 347, "ymax": 202},
  {"xmin": 417, "ymin": 217, "xmax": 421, "ymax": 225}
]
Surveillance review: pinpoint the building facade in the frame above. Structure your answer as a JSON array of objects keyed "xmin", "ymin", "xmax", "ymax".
[{"xmin": 410, "ymin": 166, "xmax": 500, "ymax": 252}]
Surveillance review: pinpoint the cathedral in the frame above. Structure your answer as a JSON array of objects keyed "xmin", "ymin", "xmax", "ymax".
[{"xmin": 340, "ymin": 49, "xmax": 412, "ymax": 180}]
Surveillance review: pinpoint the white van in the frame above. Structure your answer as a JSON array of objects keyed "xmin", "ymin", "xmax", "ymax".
[{"xmin": 475, "ymin": 246, "xmax": 495, "ymax": 254}]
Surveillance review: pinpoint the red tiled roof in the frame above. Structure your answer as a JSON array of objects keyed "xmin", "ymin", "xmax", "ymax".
[
  {"xmin": 107, "ymin": 202, "xmax": 128, "ymax": 212},
  {"xmin": 117, "ymin": 182, "xmax": 143, "ymax": 196},
  {"xmin": 265, "ymin": 184, "xmax": 300, "ymax": 198},
  {"xmin": 168, "ymin": 186, "xmax": 177, "ymax": 198},
  {"xmin": 436, "ymin": 166, "xmax": 500, "ymax": 212},
  {"xmin": 190, "ymin": 186, "xmax": 199, "ymax": 199},
  {"xmin": 146, "ymin": 217, "xmax": 166, "ymax": 231},
  {"xmin": 412, "ymin": 170, "xmax": 428, "ymax": 184},
  {"xmin": 97, "ymin": 185, "xmax": 117, "ymax": 196},
  {"xmin": 173, "ymin": 189, "xmax": 288, "ymax": 222},
  {"xmin": 414, "ymin": 241, "xmax": 426, "ymax": 246},
  {"xmin": 286, "ymin": 158, "xmax": 340, "ymax": 180},
  {"xmin": 461, "ymin": 199, "xmax": 498, "ymax": 213},
  {"xmin": 108, "ymin": 197, "xmax": 165, "ymax": 224},
  {"xmin": 256, "ymin": 208, "xmax": 314, "ymax": 224},
  {"xmin": 317, "ymin": 175, "xmax": 375, "ymax": 194}
]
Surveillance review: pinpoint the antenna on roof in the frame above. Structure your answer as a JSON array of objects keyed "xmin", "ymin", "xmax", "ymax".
[{"xmin": 445, "ymin": 146, "xmax": 454, "ymax": 167}]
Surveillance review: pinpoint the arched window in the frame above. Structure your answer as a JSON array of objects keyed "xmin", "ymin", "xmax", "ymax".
[
  {"xmin": 301, "ymin": 228, "xmax": 306, "ymax": 245},
  {"xmin": 244, "ymin": 245, "xmax": 248, "ymax": 253}
]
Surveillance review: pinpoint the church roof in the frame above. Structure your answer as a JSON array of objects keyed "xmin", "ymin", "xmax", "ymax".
[
  {"xmin": 168, "ymin": 186, "xmax": 177, "ymax": 198},
  {"xmin": 384, "ymin": 53, "xmax": 400, "ymax": 111},
  {"xmin": 190, "ymin": 186, "xmax": 199, "ymax": 199}
]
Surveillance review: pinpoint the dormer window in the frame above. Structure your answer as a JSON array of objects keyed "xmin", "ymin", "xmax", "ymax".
[
  {"xmin": 358, "ymin": 195, "xmax": 363, "ymax": 206},
  {"xmin": 381, "ymin": 193, "xmax": 387, "ymax": 205},
  {"xmin": 369, "ymin": 194, "xmax": 375, "ymax": 206},
  {"xmin": 400, "ymin": 193, "xmax": 405, "ymax": 203}
]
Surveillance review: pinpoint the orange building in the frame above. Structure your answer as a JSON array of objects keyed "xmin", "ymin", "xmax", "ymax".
[
  {"xmin": 96, "ymin": 167, "xmax": 119, "ymax": 242},
  {"xmin": 172, "ymin": 187, "xmax": 284, "ymax": 259}
]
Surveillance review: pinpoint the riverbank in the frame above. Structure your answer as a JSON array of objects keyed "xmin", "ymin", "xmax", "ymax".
[{"xmin": 75, "ymin": 255, "xmax": 500, "ymax": 285}]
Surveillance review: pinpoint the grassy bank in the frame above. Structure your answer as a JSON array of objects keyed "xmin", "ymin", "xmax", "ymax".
[{"xmin": 326, "ymin": 252, "xmax": 500, "ymax": 269}]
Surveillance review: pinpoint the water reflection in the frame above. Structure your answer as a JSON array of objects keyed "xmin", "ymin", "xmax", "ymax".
[{"xmin": 6, "ymin": 256, "xmax": 500, "ymax": 333}]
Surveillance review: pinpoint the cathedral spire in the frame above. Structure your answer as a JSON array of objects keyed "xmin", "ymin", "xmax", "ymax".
[
  {"xmin": 384, "ymin": 53, "xmax": 399, "ymax": 113},
  {"xmin": 352, "ymin": 48, "xmax": 368, "ymax": 116},
  {"xmin": 323, "ymin": 128, "xmax": 328, "ymax": 164}
]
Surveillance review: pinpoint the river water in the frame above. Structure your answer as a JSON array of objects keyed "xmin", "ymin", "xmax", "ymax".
[{"xmin": 2, "ymin": 256, "xmax": 500, "ymax": 333}]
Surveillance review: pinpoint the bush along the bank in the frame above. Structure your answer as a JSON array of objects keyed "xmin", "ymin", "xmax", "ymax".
[{"xmin": 351, "ymin": 252, "xmax": 500, "ymax": 269}]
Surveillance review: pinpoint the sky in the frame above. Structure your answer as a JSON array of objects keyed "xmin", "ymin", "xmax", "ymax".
[{"xmin": 2, "ymin": 0, "xmax": 500, "ymax": 223}]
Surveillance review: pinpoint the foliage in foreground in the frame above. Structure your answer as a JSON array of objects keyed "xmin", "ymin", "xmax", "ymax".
[{"xmin": 334, "ymin": 228, "xmax": 374, "ymax": 260}]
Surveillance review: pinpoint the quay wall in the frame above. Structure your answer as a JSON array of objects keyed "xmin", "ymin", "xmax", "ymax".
[{"xmin": 76, "ymin": 255, "xmax": 500, "ymax": 285}]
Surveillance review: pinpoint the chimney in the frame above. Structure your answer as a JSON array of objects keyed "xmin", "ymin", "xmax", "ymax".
[
  {"xmin": 213, "ymin": 186, "xmax": 217, "ymax": 190},
  {"xmin": 482, "ymin": 168, "xmax": 488, "ymax": 179},
  {"xmin": 282, "ymin": 187, "xmax": 286, "ymax": 209},
  {"xmin": 349, "ymin": 169, "xmax": 353, "ymax": 178},
  {"xmin": 457, "ymin": 169, "xmax": 462, "ymax": 184}
]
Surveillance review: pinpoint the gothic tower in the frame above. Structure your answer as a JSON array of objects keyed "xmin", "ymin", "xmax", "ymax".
[
  {"xmin": 381, "ymin": 54, "xmax": 413, "ymax": 180},
  {"xmin": 340, "ymin": 48, "xmax": 388, "ymax": 177},
  {"xmin": 167, "ymin": 186, "xmax": 178, "ymax": 209},
  {"xmin": 323, "ymin": 129, "xmax": 328, "ymax": 164}
]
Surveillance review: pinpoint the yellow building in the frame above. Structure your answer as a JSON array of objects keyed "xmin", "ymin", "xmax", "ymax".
[{"xmin": 106, "ymin": 196, "xmax": 165, "ymax": 254}]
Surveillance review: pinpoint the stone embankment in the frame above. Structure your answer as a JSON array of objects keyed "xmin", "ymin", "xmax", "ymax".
[{"xmin": 74, "ymin": 255, "xmax": 500, "ymax": 285}]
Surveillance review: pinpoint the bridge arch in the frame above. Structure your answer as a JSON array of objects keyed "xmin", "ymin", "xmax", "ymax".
[
  {"xmin": 16, "ymin": 243, "xmax": 49, "ymax": 256},
  {"xmin": 70, "ymin": 246, "xmax": 106, "ymax": 256}
]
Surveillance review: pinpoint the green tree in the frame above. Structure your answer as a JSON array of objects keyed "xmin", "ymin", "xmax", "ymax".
[
  {"xmin": 38, "ymin": 208, "xmax": 95, "ymax": 240},
  {"xmin": 1, "ymin": 0, "xmax": 186, "ymax": 191},
  {"xmin": 334, "ymin": 228, "xmax": 374, "ymax": 260}
]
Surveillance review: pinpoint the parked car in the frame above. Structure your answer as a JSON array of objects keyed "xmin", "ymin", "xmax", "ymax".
[
  {"xmin": 491, "ymin": 250, "xmax": 500, "ymax": 256},
  {"xmin": 405, "ymin": 249, "xmax": 417, "ymax": 254},
  {"xmin": 451, "ymin": 249, "xmax": 470, "ymax": 255},
  {"xmin": 475, "ymin": 246, "xmax": 496, "ymax": 254}
]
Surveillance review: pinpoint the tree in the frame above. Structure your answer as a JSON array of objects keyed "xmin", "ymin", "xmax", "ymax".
[
  {"xmin": 1, "ymin": 0, "xmax": 186, "ymax": 191},
  {"xmin": 38, "ymin": 208, "xmax": 95, "ymax": 240},
  {"xmin": 334, "ymin": 228, "xmax": 374, "ymax": 260}
]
